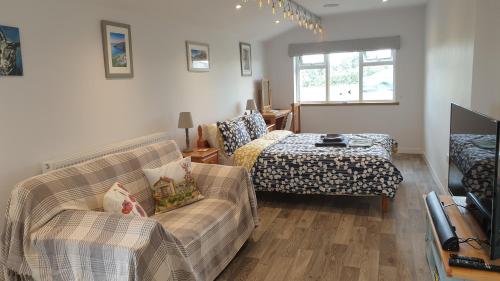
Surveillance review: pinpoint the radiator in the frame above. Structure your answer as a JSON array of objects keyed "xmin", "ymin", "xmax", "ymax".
[{"xmin": 42, "ymin": 132, "xmax": 169, "ymax": 173}]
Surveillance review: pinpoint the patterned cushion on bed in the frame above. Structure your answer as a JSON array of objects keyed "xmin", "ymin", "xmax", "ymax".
[
  {"xmin": 241, "ymin": 113, "xmax": 268, "ymax": 140},
  {"xmin": 202, "ymin": 123, "xmax": 221, "ymax": 149},
  {"xmin": 217, "ymin": 119, "xmax": 251, "ymax": 156}
]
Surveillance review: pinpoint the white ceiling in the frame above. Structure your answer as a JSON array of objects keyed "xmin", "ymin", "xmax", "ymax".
[
  {"xmin": 294, "ymin": 0, "xmax": 428, "ymax": 16},
  {"xmin": 167, "ymin": 1, "xmax": 299, "ymax": 41},
  {"xmin": 169, "ymin": 0, "xmax": 427, "ymax": 41}
]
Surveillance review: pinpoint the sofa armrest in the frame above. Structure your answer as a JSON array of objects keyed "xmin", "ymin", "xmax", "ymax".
[
  {"xmin": 191, "ymin": 163, "xmax": 251, "ymax": 202},
  {"xmin": 29, "ymin": 210, "xmax": 195, "ymax": 281},
  {"xmin": 191, "ymin": 163, "xmax": 259, "ymax": 224}
]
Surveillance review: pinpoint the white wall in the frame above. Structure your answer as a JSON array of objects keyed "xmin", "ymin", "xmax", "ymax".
[
  {"xmin": 0, "ymin": 0, "xmax": 265, "ymax": 233},
  {"xmin": 263, "ymin": 6, "xmax": 426, "ymax": 154},
  {"xmin": 424, "ymin": 0, "xmax": 500, "ymax": 190},
  {"xmin": 423, "ymin": 0, "xmax": 477, "ymax": 189},
  {"xmin": 471, "ymin": 0, "xmax": 500, "ymax": 120}
]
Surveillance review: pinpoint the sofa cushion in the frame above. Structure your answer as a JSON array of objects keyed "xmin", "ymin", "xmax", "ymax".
[
  {"xmin": 103, "ymin": 182, "xmax": 147, "ymax": 217},
  {"xmin": 143, "ymin": 157, "xmax": 204, "ymax": 214},
  {"xmin": 153, "ymin": 199, "xmax": 239, "ymax": 270}
]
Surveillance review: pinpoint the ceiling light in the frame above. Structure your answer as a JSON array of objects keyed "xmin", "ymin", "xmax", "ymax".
[
  {"xmin": 235, "ymin": 4, "xmax": 242, "ymax": 9},
  {"xmin": 323, "ymin": 3, "xmax": 340, "ymax": 8},
  {"xmin": 383, "ymin": 0, "xmax": 389, "ymax": 2},
  {"xmin": 239, "ymin": 0, "xmax": 322, "ymax": 34}
]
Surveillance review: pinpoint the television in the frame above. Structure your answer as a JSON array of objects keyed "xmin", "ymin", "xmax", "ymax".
[{"xmin": 448, "ymin": 103, "xmax": 500, "ymax": 259}]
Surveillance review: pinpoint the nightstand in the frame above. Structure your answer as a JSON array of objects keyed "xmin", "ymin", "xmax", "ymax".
[{"xmin": 182, "ymin": 147, "xmax": 219, "ymax": 164}]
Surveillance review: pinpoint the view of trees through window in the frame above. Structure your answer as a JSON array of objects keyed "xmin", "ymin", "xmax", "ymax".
[
  {"xmin": 329, "ymin": 52, "xmax": 359, "ymax": 102},
  {"xmin": 299, "ymin": 68, "xmax": 326, "ymax": 102},
  {"xmin": 296, "ymin": 50, "xmax": 395, "ymax": 103}
]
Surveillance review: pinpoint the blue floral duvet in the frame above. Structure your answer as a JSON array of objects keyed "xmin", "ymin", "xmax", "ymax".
[{"xmin": 251, "ymin": 133, "xmax": 403, "ymax": 198}]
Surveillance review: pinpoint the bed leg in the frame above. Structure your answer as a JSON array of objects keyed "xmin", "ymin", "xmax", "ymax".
[{"xmin": 382, "ymin": 196, "xmax": 390, "ymax": 213}]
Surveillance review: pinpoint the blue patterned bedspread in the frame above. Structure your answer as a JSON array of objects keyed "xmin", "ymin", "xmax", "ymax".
[{"xmin": 251, "ymin": 133, "xmax": 403, "ymax": 198}]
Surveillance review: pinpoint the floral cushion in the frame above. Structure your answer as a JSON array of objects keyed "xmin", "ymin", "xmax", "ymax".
[
  {"xmin": 217, "ymin": 119, "xmax": 252, "ymax": 156},
  {"xmin": 143, "ymin": 157, "xmax": 204, "ymax": 214},
  {"xmin": 103, "ymin": 182, "xmax": 147, "ymax": 217},
  {"xmin": 241, "ymin": 113, "xmax": 268, "ymax": 140}
]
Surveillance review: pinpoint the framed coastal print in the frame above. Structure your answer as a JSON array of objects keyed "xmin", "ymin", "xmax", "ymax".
[
  {"xmin": 0, "ymin": 25, "xmax": 23, "ymax": 76},
  {"xmin": 101, "ymin": 20, "xmax": 133, "ymax": 78},
  {"xmin": 239, "ymin": 42, "xmax": 252, "ymax": 76},
  {"xmin": 186, "ymin": 41, "xmax": 210, "ymax": 72}
]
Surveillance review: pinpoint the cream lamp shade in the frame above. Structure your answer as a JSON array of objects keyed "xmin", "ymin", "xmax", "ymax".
[
  {"xmin": 246, "ymin": 99, "xmax": 257, "ymax": 111},
  {"xmin": 178, "ymin": 112, "xmax": 193, "ymax": 129}
]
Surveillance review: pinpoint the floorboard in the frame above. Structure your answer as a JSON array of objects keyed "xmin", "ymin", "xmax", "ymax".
[{"xmin": 216, "ymin": 154, "xmax": 437, "ymax": 281}]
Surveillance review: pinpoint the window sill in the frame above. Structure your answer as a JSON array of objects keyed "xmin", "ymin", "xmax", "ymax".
[{"xmin": 301, "ymin": 101, "xmax": 400, "ymax": 106}]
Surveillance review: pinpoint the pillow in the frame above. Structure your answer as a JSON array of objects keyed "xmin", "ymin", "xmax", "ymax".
[
  {"xmin": 203, "ymin": 123, "xmax": 220, "ymax": 149},
  {"xmin": 103, "ymin": 182, "xmax": 147, "ymax": 217},
  {"xmin": 241, "ymin": 113, "xmax": 268, "ymax": 140},
  {"xmin": 217, "ymin": 119, "xmax": 252, "ymax": 156},
  {"xmin": 143, "ymin": 157, "xmax": 204, "ymax": 214}
]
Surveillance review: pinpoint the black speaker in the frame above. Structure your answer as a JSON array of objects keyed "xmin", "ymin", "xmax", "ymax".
[{"xmin": 426, "ymin": 191, "xmax": 459, "ymax": 251}]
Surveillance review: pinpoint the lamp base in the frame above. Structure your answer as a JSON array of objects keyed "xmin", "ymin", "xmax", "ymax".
[{"xmin": 183, "ymin": 128, "xmax": 193, "ymax": 153}]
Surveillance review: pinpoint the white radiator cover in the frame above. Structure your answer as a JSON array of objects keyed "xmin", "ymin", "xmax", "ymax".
[{"xmin": 42, "ymin": 132, "xmax": 169, "ymax": 173}]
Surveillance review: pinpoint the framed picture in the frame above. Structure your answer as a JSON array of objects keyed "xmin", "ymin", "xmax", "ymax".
[
  {"xmin": 101, "ymin": 20, "xmax": 133, "ymax": 79},
  {"xmin": 186, "ymin": 41, "xmax": 210, "ymax": 72},
  {"xmin": 239, "ymin": 42, "xmax": 252, "ymax": 76},
  {"xmin": 0, "ymin": 25, "xmax": 23, "ymax": 76}
]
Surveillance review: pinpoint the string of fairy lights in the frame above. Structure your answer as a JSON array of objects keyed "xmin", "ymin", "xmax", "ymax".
[{"xmin": 241, "ymin": 0, "xmax": 323, "ymax": 34}]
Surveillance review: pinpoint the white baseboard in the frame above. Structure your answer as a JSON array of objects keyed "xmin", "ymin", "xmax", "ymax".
[
  {"xmin": 422, "ymin": 153, "xmax": 446, "ymax": 193},
  {"xmin": 398, "ymin": 147, "xmax": 423, "ymax": 154}
]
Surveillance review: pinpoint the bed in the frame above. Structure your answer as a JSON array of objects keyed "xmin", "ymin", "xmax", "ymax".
[{"xmin": 198, "ymin": 115, "xmax": 403, "ymax": 211}]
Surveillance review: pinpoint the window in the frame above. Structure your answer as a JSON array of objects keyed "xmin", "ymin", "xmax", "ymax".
[{"xmin": 295, "ymin": 49, "xmax": 396, "ymax": 103}]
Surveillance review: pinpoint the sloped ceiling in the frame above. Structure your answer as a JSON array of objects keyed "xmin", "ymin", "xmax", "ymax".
[
  {"xmin": 295, "ymin": 0, "xmax": 428, "ymax": 16},
  {"xmin": 140, "ymin": 0, "xmax": 427, "ymax": 41}
]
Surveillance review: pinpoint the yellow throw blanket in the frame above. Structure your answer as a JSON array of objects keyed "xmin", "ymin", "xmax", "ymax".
[{"xmin": 234, "ymin": 130, "xmax": 293, "ymax": 172}]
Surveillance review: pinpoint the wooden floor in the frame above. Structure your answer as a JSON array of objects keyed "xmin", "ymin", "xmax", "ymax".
[{"xmin": 216, "ymin": 154, "xmax": 442, "ymax": 281}]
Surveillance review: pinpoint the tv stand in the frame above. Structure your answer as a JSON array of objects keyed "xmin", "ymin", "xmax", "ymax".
[{"xmin": 424, "ymin": 194, "xmax": 500, "ymax": 280}]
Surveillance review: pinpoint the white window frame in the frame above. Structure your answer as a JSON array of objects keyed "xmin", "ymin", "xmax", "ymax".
[{"xmin": 295, "ymin": 50, "xmax": 397, "ymax": 104}]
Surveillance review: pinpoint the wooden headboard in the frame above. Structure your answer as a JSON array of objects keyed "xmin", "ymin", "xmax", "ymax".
[
  {"xmin": 291, "ymin": 102, "xmax": 301, "ymax": 133},
  {"xmin": 197, "ymin": 125, "xmax": 210, "ymax": 149}
]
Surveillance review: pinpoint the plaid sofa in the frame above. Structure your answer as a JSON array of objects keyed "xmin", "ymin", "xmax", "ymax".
[{"xmin": 1, "ymin": 140, "xmax": 258, "ymax": 281}]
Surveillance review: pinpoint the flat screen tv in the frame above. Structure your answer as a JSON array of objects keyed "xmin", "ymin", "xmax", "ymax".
[{"xmin": 448, "ymin": 103, "xmax": 500, "ymax": 259}]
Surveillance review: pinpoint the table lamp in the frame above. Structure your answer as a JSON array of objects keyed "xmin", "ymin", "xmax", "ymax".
[
  {"xmin": 178, "ymin": 112, "xmax": 194, "ymax": 152},
  {"xmin": 246, "ymin": 99, "xmax": 257, "ymax": 114}
]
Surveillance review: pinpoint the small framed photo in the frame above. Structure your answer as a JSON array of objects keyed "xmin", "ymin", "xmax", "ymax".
[
  {"xmin": 0, "ymin": 25, "xmax": 23, "ymax": 76},
  {"xmin": 101, "ymin": 20, "xmax": 134, "ymax": 79},
  {"xmin": 186, "ymin": 41, "xmax": 210, "ymax": 72},
  {"xmin": 239, "ymin": 42, "xmax": 252, "ymax": 76}
]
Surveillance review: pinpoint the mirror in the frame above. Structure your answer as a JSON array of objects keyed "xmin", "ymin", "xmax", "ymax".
[{"xmin": 260, "ymin": 79, "xmax": 272, "ymax": 112}]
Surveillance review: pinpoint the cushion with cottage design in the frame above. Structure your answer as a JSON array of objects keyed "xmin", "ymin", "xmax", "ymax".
[{"xmin": 143, "ymin": 157, "xmax": 204, "ymax": 213}]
